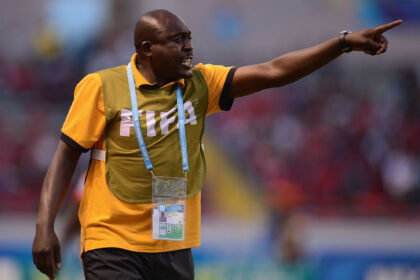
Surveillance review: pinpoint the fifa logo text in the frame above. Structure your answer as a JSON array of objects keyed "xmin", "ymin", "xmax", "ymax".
[{"xmin": 120, "ymin": 101, "xmax": 197, "ymax": 137}]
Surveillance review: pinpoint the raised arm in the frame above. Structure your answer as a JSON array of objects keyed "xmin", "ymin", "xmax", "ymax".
[
  {"xmin": 229, "ymin": 20, "xmax": 402, "ymax": 98},
  {"xmin": 32, "ymin": 140, "xmax": 81, "ymax": 279}
]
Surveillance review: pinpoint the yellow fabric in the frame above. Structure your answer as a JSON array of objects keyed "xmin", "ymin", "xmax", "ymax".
[
  {"xmin": 61, "ymin": 53, "xmax": 232, "ymax": 254},
  {"xmin": 81, "ymin": 159, "xmax": 201, "ymax": 253},
  {"xmin": 61, "ymin": 73, "xmax": 105, "ymax": 149},
  {"xmin": 195, "ymin": 63, "xmax": 232, "ymax": 115}
]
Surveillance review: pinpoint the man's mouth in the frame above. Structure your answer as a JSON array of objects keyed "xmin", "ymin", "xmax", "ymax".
[{"xmin": 180, "ymin": 57, "xmax": 193, "ymax": 69}]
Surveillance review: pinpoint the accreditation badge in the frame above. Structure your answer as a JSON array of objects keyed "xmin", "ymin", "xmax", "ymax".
[{"xmin": 152, "ymin": 175, "xmax": 186, "ymax": 241}]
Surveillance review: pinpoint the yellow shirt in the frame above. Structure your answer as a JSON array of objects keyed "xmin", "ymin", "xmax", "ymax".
[{"xmin": 61, "ymin": 53, "xmax": 234, "ymax": 254}]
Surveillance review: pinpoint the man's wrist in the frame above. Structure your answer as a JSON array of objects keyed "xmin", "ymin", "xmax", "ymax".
[
  {"xmin": 339, "ymin": 30, "xmax": 352, "ymax": 53},
  {"xmin": 36, "ymin": 215, "xmax": 55, "ymax": 231}
]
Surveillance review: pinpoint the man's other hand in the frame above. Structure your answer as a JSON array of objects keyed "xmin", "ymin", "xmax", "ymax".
[{"xmin": 32, "ymin": 226, "xmax": 62, "ymax": 279}]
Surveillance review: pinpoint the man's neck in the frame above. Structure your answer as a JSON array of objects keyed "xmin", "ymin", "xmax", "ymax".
[
  {"xmin": 136, "ymin": 62, "xmax": 174, "ymax": 88},
  {"xmin": 136, "ymin": 62, "xmax": 156, "ymax": 84}
]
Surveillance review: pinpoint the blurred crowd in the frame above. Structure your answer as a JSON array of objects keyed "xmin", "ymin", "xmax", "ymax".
[
  {"xmin": 1, "ymin": 25, "xmax": 419, "ymax": 219},
  {"xmin": 0, "ymin": 51, "xmax": 74, "ymax": 212},
  {"xmin": 0, "ymin": 27, "xmax": 131, "ymax": 212},
  {"xmin": 210, "ymin": 63, "xmax": 420, "ymax": 218}
]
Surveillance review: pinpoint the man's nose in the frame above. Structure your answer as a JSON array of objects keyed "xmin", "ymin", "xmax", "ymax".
[{"xmin": 183, "ymin": 41, "xmax": 193, "ymax": 51}]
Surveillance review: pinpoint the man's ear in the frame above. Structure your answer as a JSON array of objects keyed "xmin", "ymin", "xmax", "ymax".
[{"xmin": 141, "ymin": 41, "xmax": 153, "ymax": 57}]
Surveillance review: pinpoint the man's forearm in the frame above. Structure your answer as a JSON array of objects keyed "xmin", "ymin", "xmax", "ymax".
[
  {"xmin": 229, "ymin": 20, "xmax": 401, "ymax": 99},
  {"xmin": 36, "ymin": 140, "xmax": 81, "ymax": 229},
  {"xmin": 229, "ymin": 38, "xmax": 343, "ymax": 98},
  {"xmin": 269, "ymin": 38, "xmax": 342, "ymax": 87}
]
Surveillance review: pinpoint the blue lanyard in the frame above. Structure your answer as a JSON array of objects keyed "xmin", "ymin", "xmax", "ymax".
[{"xmin": 127, "ymin": 62, "xmax": 189, "ymax": 173}]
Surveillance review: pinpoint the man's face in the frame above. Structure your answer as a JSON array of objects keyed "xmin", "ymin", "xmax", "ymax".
[{"xmin": 151, "ymin": 18, "xmax": 193, "ymax": 83}]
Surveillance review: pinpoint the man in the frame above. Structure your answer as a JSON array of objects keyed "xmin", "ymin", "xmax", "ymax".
[{"xmin": 32, "ymin": 9, "xmax": 402, "ymax": 280}]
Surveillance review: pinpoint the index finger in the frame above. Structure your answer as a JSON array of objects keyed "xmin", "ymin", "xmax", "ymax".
[
  {"xmin": 374, "ymin": 20, "xmax": 403, "ymax": 34},
  {"xmin": 40, "ymin": 253, "xmax": 55, "ymax": 279}
]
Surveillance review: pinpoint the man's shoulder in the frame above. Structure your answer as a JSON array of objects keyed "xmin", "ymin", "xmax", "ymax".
[
  {"xmin": 193, "ymin": 63, "xmax": 231, "ymax": 77},
  {"xmin": 96, "ymin": 65, "xmax": 126, "ymax": 76},
  {"xmin": 188, "ymin": 64, "xmax": 208, "ymax": 84},
  {"xmin": 75, "ymin": 65, "xmax": 127, "ymax": 90},
  {"xmin": 95, "ymin": 65, "xmax": 127, "ymax": 84},
  {"xmin": 193, "ymin": 63, "xmax": 211, "ymax": 72},
  {"xmin": 191, "ymin": 63, "xmax": 232, "ymax": 86},
  {"xmin": 191, "ymin": 63, "xmax": 220, "ymax": 80}
]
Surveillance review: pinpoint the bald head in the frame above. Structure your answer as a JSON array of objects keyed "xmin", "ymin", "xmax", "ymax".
[
  {"xmin": 134, "ymin": 9, "xmax": 186, "ymax": 51},
  {"xmin": 132, "ymin": 9, "xmax": 193, "ymax": 86}
]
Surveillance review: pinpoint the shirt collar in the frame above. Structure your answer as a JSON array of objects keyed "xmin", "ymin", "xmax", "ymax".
[{"xmin": 128, "ymin": 53, "xmax": 185, "ymax": 89}]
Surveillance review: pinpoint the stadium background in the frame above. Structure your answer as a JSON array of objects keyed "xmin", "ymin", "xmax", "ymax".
[{"xmin": 0, "ymin": 0, "xmax": 419, "ymax": 279}]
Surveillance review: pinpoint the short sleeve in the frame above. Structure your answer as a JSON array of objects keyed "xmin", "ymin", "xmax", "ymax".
[
  {"xmin": 195, "ymin": 63, "xmax": 237, "ymax": 115},
  {"xmin": 61, "ymin": 73, "xmax": 106, "ymax": 152}
]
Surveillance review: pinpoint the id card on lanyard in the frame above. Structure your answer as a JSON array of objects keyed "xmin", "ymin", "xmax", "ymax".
[
  {"xmin": 127, "ymin": 62, "xmax": 188, "ymax": 241},
  {"xmin": 152, "ymin": 176, "xmax": 186, "ymax": 240}
]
